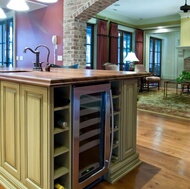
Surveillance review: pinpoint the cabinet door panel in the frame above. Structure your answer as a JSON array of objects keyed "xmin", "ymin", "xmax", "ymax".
[
  {"xmin": 21, "ymin": 84, "xmax": 49, "ymax": 189},
  {"xmin": 1, "ymin": 81, "xmax": 20, "ymax": 180},
  {"xmin": 121, "ymin": 79, "xmax": 137, "ymax": 159}
]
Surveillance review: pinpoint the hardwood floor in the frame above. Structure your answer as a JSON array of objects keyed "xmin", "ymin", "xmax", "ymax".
[
  {"xmin": 1, "ymin": 110, "xmax": 189, "ymax": 189},
  {"xmin": 0, "ymin": 185, "xmax": 4, "ymax": 189},
  {"xmin": 92, "ymin": 110, "xmax": 190, "ymax": 189}
]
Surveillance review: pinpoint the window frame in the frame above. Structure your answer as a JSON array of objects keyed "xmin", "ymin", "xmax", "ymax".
[
  {"xmin": 86, "ymin": 23, "xmax": 94, "ymax": 69},
  {"xmin": 118, "ymin": 30, "xmax": 132, "ymax": 70},
  {"xmin": 149, "ymin": 37, "xmax": 162, "ymax": 76},
  {"xmin": 0, "ymin": 18, "xmax": 13, "ymax": 67}
]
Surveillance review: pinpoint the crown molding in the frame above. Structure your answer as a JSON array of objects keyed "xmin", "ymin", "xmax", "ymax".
[{"xmin": 98, "ymin": 9, "xmax": 181, "ymax": 29}]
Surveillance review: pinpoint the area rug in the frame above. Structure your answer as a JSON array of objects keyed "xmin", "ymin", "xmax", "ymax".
[{"xmin": 137, "ymin": 89, "xmax": 190, "ymax": 119}]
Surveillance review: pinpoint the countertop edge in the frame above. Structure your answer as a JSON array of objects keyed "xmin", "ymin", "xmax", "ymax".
[{"xmin": 0, "ymin": 69, "xmax": 150, "ymax": 87}]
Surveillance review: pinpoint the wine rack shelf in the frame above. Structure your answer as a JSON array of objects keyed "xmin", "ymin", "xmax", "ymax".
[
  {"xmin": 111, "ymin": 81, "xmax": 121, "ymax": 164},
  {"xmin": 53, "ymin": 85, "xmax": 71, "ymax": 189},
  {"xmin": 54, "ymin": 167, "xmax": 69, "ymax": 179},
  {"xmin": 54, "ymin": 146, "xmax": 69, "ymax": 157},
  {"xmin": 54, "ymin": 105, "xmax": 70, "ymax": 111},
  {"xmin": 54, "ymin": 127, "xmax": 69, "ymax": 134}
]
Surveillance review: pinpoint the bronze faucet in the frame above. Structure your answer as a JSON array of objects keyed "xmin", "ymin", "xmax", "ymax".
[
  {"xmin": 34, "ymin": 44, "xmax": 52, "ymax": 72},
  {"xmin": 23, "ymin": 47, "xmax": 42, "ymax": 71},
  {"xmin": 35, "ymin": 45, "xmax": 50, "ymax": 65}
]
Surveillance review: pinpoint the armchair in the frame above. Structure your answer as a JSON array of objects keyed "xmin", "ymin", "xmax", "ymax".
[
  {"xmin": 135, "ymin": 64, "xmax": 161, "ymax": 92},
  {"xmin": 104, "ymin": 63, "xmax": 118, "ymax": 70}
]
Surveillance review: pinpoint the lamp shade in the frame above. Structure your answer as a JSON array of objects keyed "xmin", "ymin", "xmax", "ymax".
[
  {"xmin": 0, "ymin": 8, "xmax": 6, "ymax": 19},
  {"xmin": 7, "ymin": 0, "xmax": 29, "ymax": 11},
  {"xmin": 36, "ymin": 0, "xmax": 58, "ymax": 3},
  {"xmin": 125, "ymin": 52, "xmax": 139, "ymax": 62}
]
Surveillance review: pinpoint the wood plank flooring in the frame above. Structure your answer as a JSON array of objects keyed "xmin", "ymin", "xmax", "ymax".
[
  {"xmin": 1, "ymin": 110, "xmax": 189, "ymax": 189},
  {"xmin": 92, "ymin": 110, "xmax": 190, "ymax": 189}
]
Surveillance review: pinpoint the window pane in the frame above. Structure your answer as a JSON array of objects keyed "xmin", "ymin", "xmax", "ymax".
[
  {"xmin": 86, "ymin": 24, "xmax": 93, "ymax": 68},
  {"xmin": 0, "ymin": 18, "xmax": 13, "ymax": 67},
  {"xmin": 118, "ymin": 31, "xmax": 121, "ymax": 48},
  {"xmin": 86, "ymin": 26, "xmax": 91, "ymax": 44},
  {"xmin": 86, "ymin": 45, "xmax": 91, "ymax": 63},
  {"xmin": 149, "ymin": 37, "xmax": 161, "ymax": 76},
  {"xmin": 118, "ymin": 30, "xmax": 132, "ymax": 70}
]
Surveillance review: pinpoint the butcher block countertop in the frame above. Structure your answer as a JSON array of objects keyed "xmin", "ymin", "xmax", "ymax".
[{"xmin": 0, "ymin": 67, "xmax": 149, "ymax": 86}]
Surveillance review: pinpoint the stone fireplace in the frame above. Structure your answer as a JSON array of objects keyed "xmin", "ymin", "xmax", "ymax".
[
  {"xmin": 176, "ymin": 46, "xmax": 190, "ymax": 76},
  {"xmin": 184, "ymin": 57, "xmax": 190, "ymax": 71},
  {"xmin": 177, "ymin": 13, "xmax": 190, "ymax": 75}
]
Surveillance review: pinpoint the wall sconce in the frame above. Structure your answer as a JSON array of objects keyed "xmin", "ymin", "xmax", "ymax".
[
  {"xmin": 0, "ymin": 8, "xmax": 6, "ymax": 19},
  {"xmin": 36, "ymin": 0, "xmax": 58, "ymax": 3},
  {"xmin": 7, "ymin": 0, "xmax": 29, "ymax": 11},
  {"xmin": 124, "ymin": 52, "xmax": 139, "ymax": 70}
]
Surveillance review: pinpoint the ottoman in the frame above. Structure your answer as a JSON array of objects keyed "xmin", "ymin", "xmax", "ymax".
[{"xmin": 145, "ymin": 76, "xmax": 161, "ymax": 92}]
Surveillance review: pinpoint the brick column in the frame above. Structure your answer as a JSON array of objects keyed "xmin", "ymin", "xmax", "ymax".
[{"xmin": 63, "ymin": 0, "xmax": 117, "ymax": 68}]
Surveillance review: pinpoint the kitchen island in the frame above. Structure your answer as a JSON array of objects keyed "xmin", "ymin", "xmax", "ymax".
[{"xmin": 0, "ymin": 68, "xmax": 148, "ymax": 189}]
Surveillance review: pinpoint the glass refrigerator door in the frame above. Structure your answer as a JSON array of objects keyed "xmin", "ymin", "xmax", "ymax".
[{"xmin": 72, "ymin": 83, "xmax": 111, "ymax": 189}]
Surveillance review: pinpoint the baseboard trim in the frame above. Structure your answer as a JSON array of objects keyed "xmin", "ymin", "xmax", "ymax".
[{"xmin": 105, "ymin": 152, "xmax": 141, "ymax": 184}]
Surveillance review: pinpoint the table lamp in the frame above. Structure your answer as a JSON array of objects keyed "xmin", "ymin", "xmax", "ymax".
[{"xmin": 125, "ymin": 52, "xmax": 139, "ymax": 70}]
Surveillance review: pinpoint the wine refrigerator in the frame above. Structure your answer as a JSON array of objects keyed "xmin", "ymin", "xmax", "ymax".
[{"xmin": 72, "ymin": 83, "xmax": 114, "ymax": 189}]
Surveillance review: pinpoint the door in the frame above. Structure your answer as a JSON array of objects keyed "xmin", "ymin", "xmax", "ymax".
[
  {"xmin": 149, "ymin": 37, "xmax": 162, "ymax": 76},
  {"xmin": 72, "ymin": 83, "xmax": 111, "ymax": 189}
]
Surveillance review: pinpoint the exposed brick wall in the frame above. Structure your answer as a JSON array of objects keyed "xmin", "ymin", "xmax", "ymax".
[{"xmin": 63, "ymin": 0, "xmax": 117, "ymax": 68}]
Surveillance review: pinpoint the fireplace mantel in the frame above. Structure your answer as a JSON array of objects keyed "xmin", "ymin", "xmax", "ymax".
[
  {"xmin": 176, "ymin": 46, "xmax": 190, "ymax": 57},
  {"xmin": 176, "ymin": 46, "xmax": 190, "ymax": 75}
]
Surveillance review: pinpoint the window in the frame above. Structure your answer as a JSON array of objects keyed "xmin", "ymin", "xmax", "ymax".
[
  {"xmin": 0, "ymin": 18, "xmax": 13, "ymax": 67},
  {"xmin": 149, "ymin": 37, "xmax": 161, "ymax": 76},
  {"xmin": 86, "ymin": 24, "xmax": 94, "ymax": 69},
  {"xmin": 118, "ymin": 30, "xmax": 132, "ymax": 70}
]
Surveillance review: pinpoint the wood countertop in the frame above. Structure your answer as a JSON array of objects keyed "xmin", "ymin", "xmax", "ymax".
[{"xmin": 0, "ymin": 67, "xmax": 149, "ymax": 86}]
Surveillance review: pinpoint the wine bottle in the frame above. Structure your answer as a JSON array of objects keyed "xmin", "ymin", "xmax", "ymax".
[
  {"xmin": 55, "ymin": 183, "xmax": 64, "ymax": 189},
  {"xmin": 57, "ymin": 119, "xmax": 68, "ymax": 129},
  {"xmin": 111, "ymin": 155, "xmax": 118, "ymax": 161},
  {"xmin": 60, "ymin": 97, "xmax": 70, "ymax": 106},
  {"xmin": 114, "ymin": 140, "xmax": 119, "ymax": 145},
  {"xmin": 113, "ymin": 105, "xmax": 120, "ymax": 112},
  {"xmin": 112, "ymin": 88, "xmax": 121, "ymax": 95},
  {"xmin": 54, "ymin": 97, "xmax": 70, "ymax": 107}
]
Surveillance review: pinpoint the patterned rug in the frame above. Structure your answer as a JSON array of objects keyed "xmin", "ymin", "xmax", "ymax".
[{"xmin": 137, "ymin": 89, "xmax": 190, "ymax": 119}]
